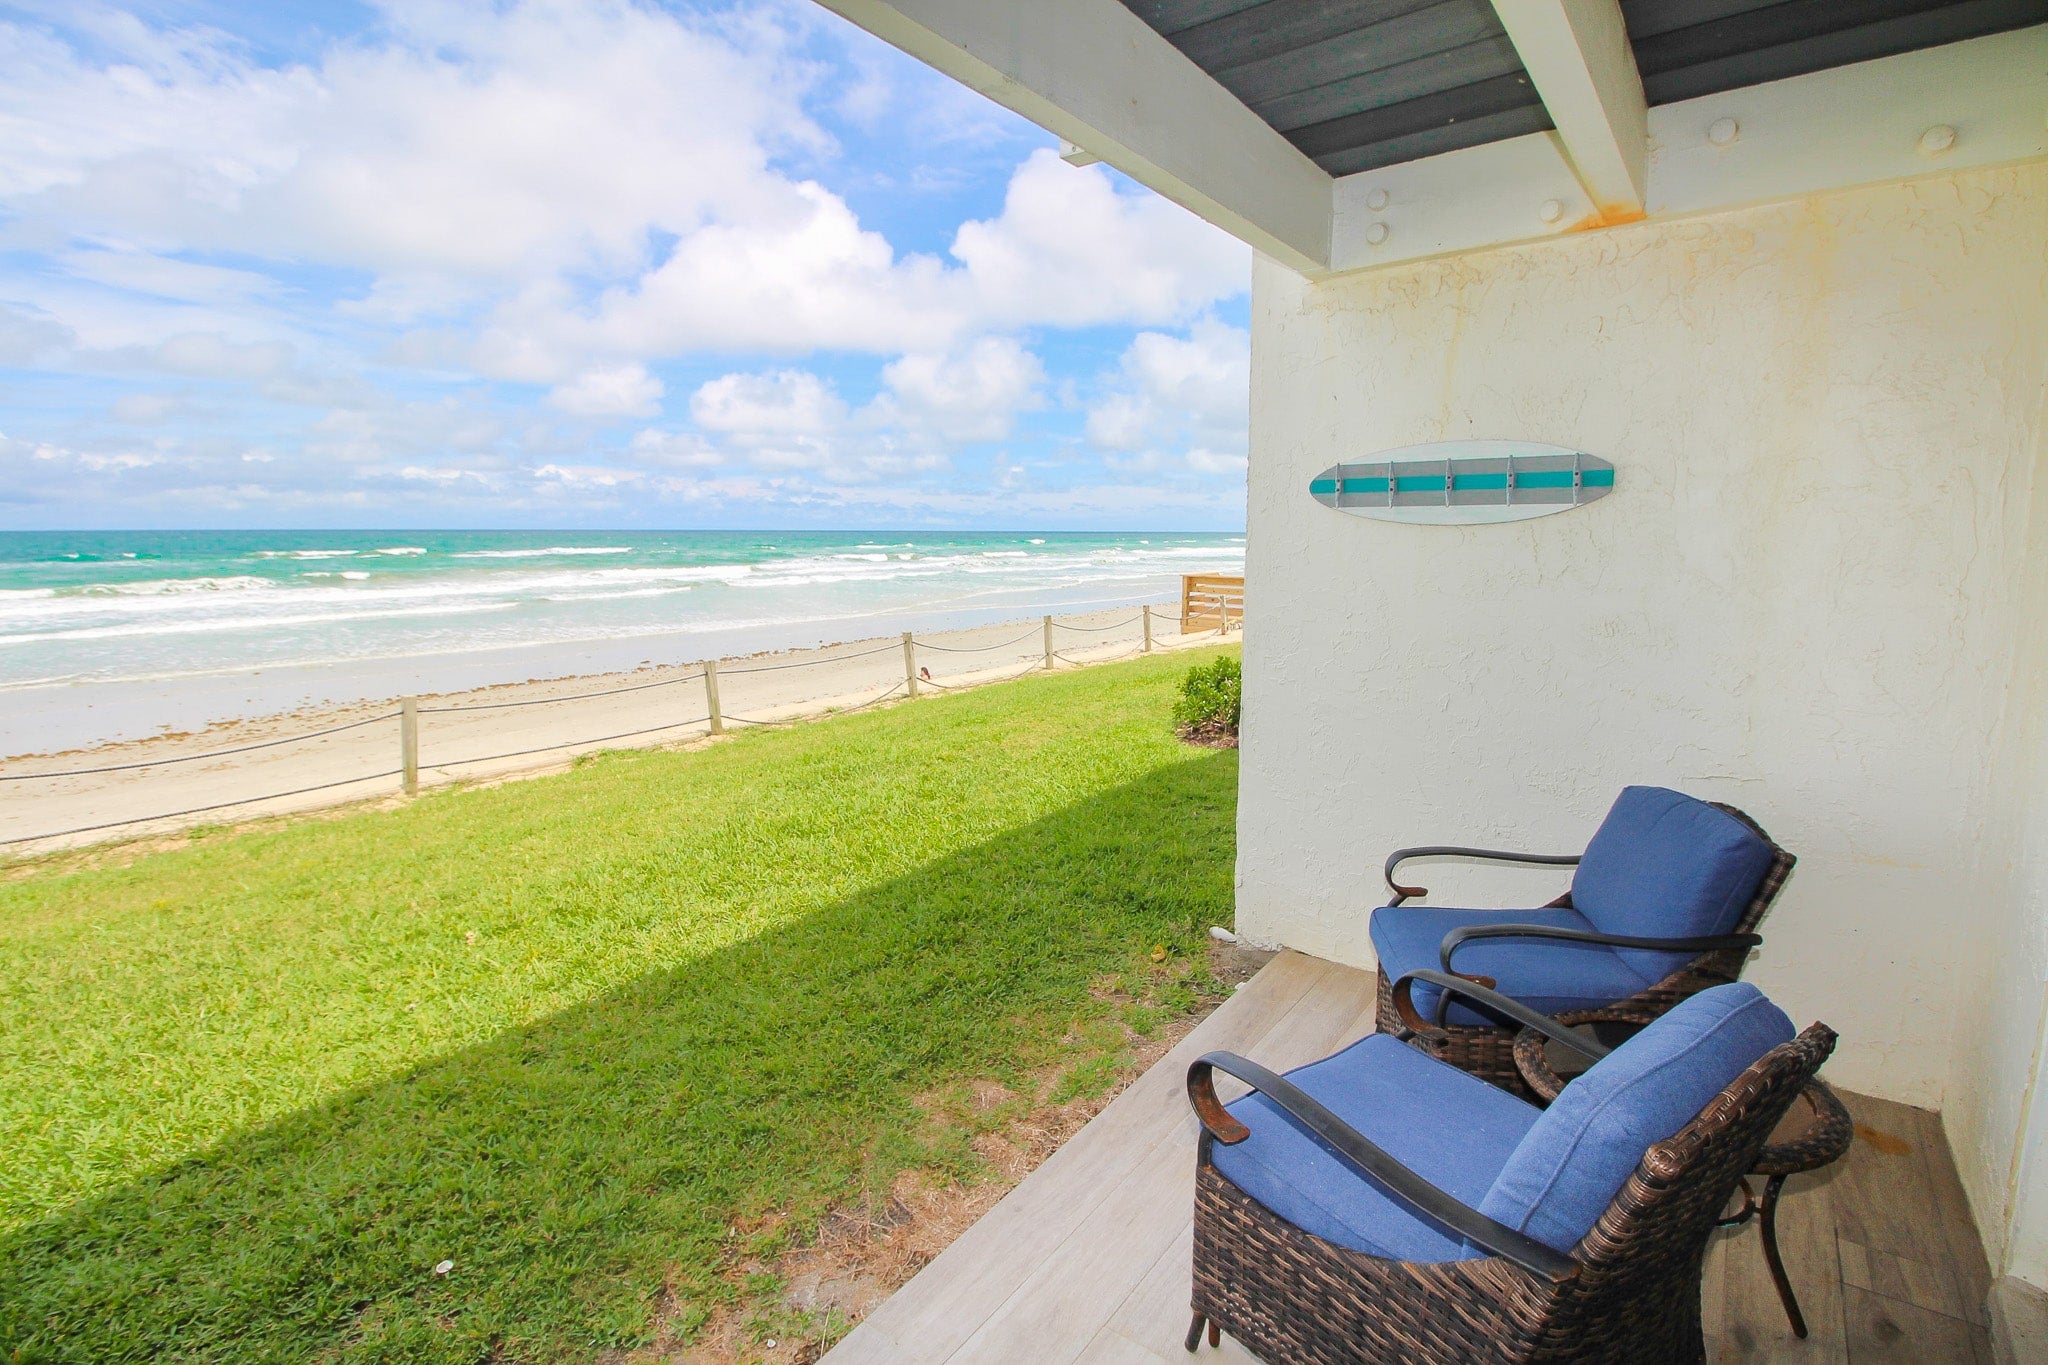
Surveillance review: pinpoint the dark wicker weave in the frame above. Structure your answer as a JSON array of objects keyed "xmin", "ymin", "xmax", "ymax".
[
  {"xmin": 1187, "ymin": 1021, "xmax": 1838, "ymax": 1363},
  {"xmin": 1374, "ymin": 802, "xmax": 1797, "ymax": 1098},
  {"xmin": 1513, "ymin": 1006, "xmax": 1854, "ymax": 1337}
]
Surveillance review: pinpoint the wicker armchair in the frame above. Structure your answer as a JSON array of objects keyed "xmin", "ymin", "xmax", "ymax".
[
  {"xmin": 1505, "ymin": 989, "xmax": 1854, "ymax": 1338},
  {"xmin": 1370, "ymin": 786, "xmax": 1796, "ymax": 1097},
  {"xmin": 1185, "ymin": 977, "xmax": 1835, "ymax": 1364}
]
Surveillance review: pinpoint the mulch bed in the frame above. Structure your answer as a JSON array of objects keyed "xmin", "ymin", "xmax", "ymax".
[{"xmin": 1176, "ymin": 721, "xmax": 1239, "ymax": 749}]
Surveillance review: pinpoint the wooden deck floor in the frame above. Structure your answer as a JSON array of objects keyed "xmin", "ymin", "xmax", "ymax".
[{"xmin": 821, "ymin": 951, "xmax": 1996, "ymax": 1365}]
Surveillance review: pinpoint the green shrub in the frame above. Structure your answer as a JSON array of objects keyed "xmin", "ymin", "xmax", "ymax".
[{"xmin": 1172, "ymin": 654, "xmax": 1241, "ymax": 738}]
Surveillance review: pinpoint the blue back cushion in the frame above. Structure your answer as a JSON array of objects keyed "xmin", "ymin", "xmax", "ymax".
[
  {"xmin": 1572, "ymin": 787, "xmax": 1775, "ymax": 979},
  {"xmin": 1477, "ymin": 982, "xmax": 1795, "ymax": 1254}
]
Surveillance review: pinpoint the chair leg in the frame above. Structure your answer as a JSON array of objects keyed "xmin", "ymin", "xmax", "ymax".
[
  {"xmin": 1758, "ymin": 1174, "xmax": 1808, "ymax": 1338},
  {"xmin": 1184, "ymin": 1312, "xmax": 1206, "ymax": 1352},
  {"xmin": 1209, "ymin": 1320, "xmax": 1221, "ymax": 1347}
]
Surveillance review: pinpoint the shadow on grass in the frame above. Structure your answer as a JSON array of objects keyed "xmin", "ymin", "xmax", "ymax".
[{"xmin": 0, "ymin": 752, "xmax": 1237, "ymax": 1365}]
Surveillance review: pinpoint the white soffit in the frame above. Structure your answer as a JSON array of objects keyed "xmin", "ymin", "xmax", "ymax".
[
  {"xmin": 811, "ymin": 0, "xmax": 1334, "ymax": 273},
  {"xmin": 1327, "ymin": 24, "xmax": 2048, "ymax": 278}
]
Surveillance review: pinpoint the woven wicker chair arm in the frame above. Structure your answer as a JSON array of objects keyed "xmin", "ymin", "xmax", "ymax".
[
  {"xmin": 1185, "ymin": 1050, "xmax": 1580, "ymax": 1283},
  {"xmin": 1382, "ymin": 846, "xmax": 1582, "ymax": 906},
  {"xmin": 1392, "ymin": 970, "xmax": 1611, "ymax": 1058},
  {"xmin": 1440, "ymin": 923, "xmax": 1762, "ymax": 973},
  {"xmin": 1752, "ymin": 1078, "xmax": 1855, "ymax": 1176}
]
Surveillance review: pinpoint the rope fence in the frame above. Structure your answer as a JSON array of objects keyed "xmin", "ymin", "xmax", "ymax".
[
  {"xmin": 0, "ymin": 710, "xmax": 401, "ymax": 781},
  {"xmin": 417, "ymin": 671, "xmax": 702, "ymax": 714},
  {"xmin": 2, "ymin": 585, "xmax": 1243, "ymax": 849},
  {"xmin": 0, "ymin": 769, "xmax": 406, "ymax": 846}
]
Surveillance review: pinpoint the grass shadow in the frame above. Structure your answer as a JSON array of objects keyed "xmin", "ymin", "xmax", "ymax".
[{"xmin": 0, "ymin": 752, "xmax": 1237, "ymax": 1364}]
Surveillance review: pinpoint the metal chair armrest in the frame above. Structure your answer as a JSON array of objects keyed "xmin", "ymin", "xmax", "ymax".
[
  {"xmin": 1440, "ymin": 923, "xmax": 1762, "ymax": 973},
  {"xmin": 1391, "ymin": 970, "xmax": 1613, "ymax": 1057},
  {"xmin": 1185, "ymin": 1050, "xmax": 1579, "ymax": 1283},
  {"xmin": 1383, "ymin": 846, "xmax": 1581, "ymax": 906}
]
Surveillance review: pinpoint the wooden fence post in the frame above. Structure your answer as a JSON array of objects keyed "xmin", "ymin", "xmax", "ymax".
[
  {"xmin": 400, "ymin": 698, "xmax": 418, "ymax": 796},
  {"xmin": 1142, "ymin": 604, "xmax": 1153, "ymax": 653},
  {"xmin": 703, "ymin": 660, "xmax": 724, "ymax": 735},
  {"xmin": 903, "ymin": 631, "xmax": 919, "ymax": 698},
  {"xmin": 1043, "ymin": 615, "xmax": 1054, "ymax": 670}
]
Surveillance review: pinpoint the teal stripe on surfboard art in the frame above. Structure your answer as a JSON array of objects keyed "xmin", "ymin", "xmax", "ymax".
[{"xmin": 1309, "ymin": 469, "xmax": 1614, "ymax": 496}]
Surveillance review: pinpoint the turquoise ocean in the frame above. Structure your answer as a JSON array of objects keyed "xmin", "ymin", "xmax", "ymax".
[{"xmin": 0, "ymin": 530, "xmax": 1244, "ymax": 750}]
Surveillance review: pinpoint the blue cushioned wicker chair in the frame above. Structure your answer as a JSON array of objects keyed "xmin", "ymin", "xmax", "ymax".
[
  {"xmin": 1370, "ymin": 786, "xmax": 1795, "ymax": 1094},
  {"xmin": 1185, "ymin": 976, "xmax": 1836, "ymax": 1364}
]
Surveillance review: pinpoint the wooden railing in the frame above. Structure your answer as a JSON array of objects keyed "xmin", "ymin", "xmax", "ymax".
[{"xmin": 1181, "ymin": 574, "xmax": 1245, "ymax": 633}]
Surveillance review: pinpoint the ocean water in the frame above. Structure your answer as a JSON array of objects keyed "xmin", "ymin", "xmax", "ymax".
[{"xmin": 0, "ymin": 529, "xmax": 1244, "ymax": 696}]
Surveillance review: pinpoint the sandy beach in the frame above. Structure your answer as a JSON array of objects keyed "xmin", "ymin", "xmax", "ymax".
[{"xmin": 1, "ymin": 604, "xmax": 1230, "ymax": 855}]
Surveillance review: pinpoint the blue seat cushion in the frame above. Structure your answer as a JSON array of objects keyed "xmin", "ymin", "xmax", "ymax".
[
  {"xmin": 1571, "ymin": 787, "xmax": 1776, "ymax": 982},
  {"xmin": 1213, "ymin": 1033, "xmax": 1540, "ymax": 1261},
  {"xmin": 1479, "ymin": 982, "xmax": 1796, "ymax": 1254},
  {"xmin": 1370, "ymin": 905, "xmax": 1657, "ymax": 1025}
]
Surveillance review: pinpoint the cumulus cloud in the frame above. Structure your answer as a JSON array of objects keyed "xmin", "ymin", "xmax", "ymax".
[
  {"xmin": 1087, "ymin": 319, "xmax": 1249, "ymax": 476},
  {"xmin": 0, "ymin": 2, "xmax": 1252, "ymax": 526},
  {"xmin": 547, "ymin": 363, "xmax": 664, "ymax": 418},
  {"xmin": 873, "ymin": 336, "xmax": 1043, "ymax": 443},
  {"xmin": 951, "ymin": 152, "xmax": 1248, "ymax": 329},
  {"xmin": 1, "ymin": 8, "xmax": 1243, "ymax": 381},
  {"xmin": 691, "ymin": 369, "xmax": 849, "ymax": 438},
  {"xmin": 664, "ymin": 334, "xmax": 1045, "ymax": 482},
  {"xmin": 0, "ymin": 2, "xmax": 821, "ymax": 292}
]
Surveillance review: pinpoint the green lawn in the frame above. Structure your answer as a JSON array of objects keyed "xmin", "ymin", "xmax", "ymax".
[{"xmin": 0, "ymin": 648, "xmax": 1240, "ymax": 1364}]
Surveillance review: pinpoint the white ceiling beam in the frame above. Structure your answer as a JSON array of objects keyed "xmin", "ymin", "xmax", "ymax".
[
  {"xmin": 811, "ymin": 0, "xmax": 1333, "ymax": 273},
  {"xmin": 1326, "ymin": 25, "xmax": 2048, "ymax": 277},
  {"xmin": 1490, "ymin": 0, "xmax": 1649, "ymax": 219}
]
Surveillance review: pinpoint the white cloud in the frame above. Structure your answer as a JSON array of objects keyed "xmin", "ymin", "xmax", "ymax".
[
  {"xmin": 627, "ymin": 427, "xmax": 723, "ymax": 469},
  {"xmin": 61, "ymin": 249, "xmax": 280, "ymax": 304},
  {"xmin": 691, "ymin": 369, "xmax": 848, "ymax": 437},
  {"xmin": 686, "ymin": 368, "xmax": 849, "ymax": 472},
  {"xmin": 533, "ymin": 461, "xmax": 641, "ymax": 488},
  {"xmin": 0, "ymin": 2, "xmax": 823, "ymax": 293},
  {"xmin": 0, "ymin": 3, "xmax": 1253, "ymax": 526},
  {"xmin": 873, "ymin": 336, "xmax": 1043, "ymax": 443},
  {"xmin": 0, "ymin": 302, "xmax": 74, "ymax": 364},
  {"xmin": 550, "ymin": 152, "xmax": 1246, "ymax": 373},
  {"xmin": 109, "ymin": 391, "xmax": 196, "ymax": 423},
  {"xmin": 950, "ymin": 151, "xmax": 1248, "ymax": 329},
  {"xmin": 676, "ymin": 335, "xmax": 1044, "ymax": 481},
  {"xmin": 1086, "ymin": 318, "xmax": 1249, "ymax": 476},
  {"xmin": 1, "ymin": 7, "xmax": 1244, "ymax": 395},
  {"xmin": 126, "ymin": 331, "xmax": 297, "ymax": 381},
  {"xmin": 547, "ymin": 363, "xmax": 663, "ymax": 418}
]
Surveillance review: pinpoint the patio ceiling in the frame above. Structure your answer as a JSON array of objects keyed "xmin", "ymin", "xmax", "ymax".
[
  {"xmin": 814, "ymin": 0, "xmax": 2048, "ymax": 274},
  {"xmin": 1119, "ymin": 0, "xmax": 2047, "ymax": 176}
]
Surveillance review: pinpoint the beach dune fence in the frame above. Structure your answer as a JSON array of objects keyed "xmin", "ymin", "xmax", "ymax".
[
  {"xmin": 1180, "ymin": 575, "xmax": 1244, "ymax": 633},
  {"xmin": 2, "ymin": 599, "xmax": 1247, "ymax": 853}
]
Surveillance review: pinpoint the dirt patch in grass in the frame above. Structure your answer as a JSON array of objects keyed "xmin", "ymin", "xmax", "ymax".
[
  {"xmin": 638, "ymin": 942, "xmax": 1275, "ymax": 1365},
  {"xmin": 1174, "ymin": 721, "xmax": 1238, "ymax": 750}
]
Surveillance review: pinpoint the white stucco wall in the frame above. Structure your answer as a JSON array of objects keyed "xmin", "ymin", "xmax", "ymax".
[
  {"xmin": 1237, "ymin": 162, "xmax": 2048, "ymax": 1273},
  {"xmin": 1962, "ymin": 365, "xmax": 2048, "ymax": 1289}
]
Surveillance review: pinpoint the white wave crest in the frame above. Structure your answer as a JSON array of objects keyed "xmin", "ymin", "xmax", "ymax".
[{"xmin": 451, "ymin": 546, "xmax": 633, "ymax": 559}]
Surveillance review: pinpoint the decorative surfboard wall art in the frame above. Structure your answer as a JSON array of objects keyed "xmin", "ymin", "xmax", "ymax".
[{"xmin": 1309, "ymin": 440, "xmax": 1614, "ymax": 525}]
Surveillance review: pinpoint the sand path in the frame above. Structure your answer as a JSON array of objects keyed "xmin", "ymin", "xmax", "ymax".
[{"xmin": 1, "ymin": 605, "xmax": 1231, "ymax": 855}]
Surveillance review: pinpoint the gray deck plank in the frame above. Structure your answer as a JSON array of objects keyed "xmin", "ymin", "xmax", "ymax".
[
  {"xmin": 823, "ymin": 953, "xmax": 1992, "ymax": 1364},
  {"xmin": 823, "ymin": 951, "xmax": 1342, "ymax": 1364}
]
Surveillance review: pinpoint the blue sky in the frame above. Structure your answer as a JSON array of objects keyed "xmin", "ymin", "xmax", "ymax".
[{"xmin": 0, "ymin": 0, "xmax": 1252, "ymax": 530}]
